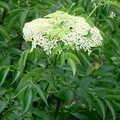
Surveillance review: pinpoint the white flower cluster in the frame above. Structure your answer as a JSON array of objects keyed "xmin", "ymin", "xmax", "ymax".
[{"xmin": 23, "ymin": 11, "xmax": 103, "ymax": 55}]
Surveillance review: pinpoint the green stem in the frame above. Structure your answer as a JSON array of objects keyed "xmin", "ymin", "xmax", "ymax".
[
  {"xmin": 86, "ymin": 0, "xmax": 102, "ymax": 21},
  {"xmin": 54, "ymin": 98, "xmax": 61, "ymax": 119}
]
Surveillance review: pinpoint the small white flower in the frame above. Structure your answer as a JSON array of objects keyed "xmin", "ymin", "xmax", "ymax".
[{"xmin": 23, "ymin": 11, "xmax": 103, "ymax": 55}]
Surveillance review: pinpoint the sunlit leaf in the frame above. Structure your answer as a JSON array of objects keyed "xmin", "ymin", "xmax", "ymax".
[{"xmin": 67, "ymin": 58, "xmax": 76, "ymax": 76}]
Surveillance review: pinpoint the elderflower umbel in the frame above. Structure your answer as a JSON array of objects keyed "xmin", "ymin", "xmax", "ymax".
[{"xmin": 23, "ymin": 11, "xmax": 103, "ymax": 55}]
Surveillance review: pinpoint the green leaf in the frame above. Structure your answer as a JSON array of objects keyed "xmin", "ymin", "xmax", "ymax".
[
  {"xmin": 72, "ymin": 6, "xmax": 86, "ymax": 14},
  {"xmin": 20, "ymin": 10, "xmax": 29, "ymax": 29},
  {"xmin": 60, "ymin": 52, "xmax": 67, "ymax": 67},
  {"xmin": 78, "ymin": 51, "xmax": 92, "ymax": 68},
  {"xmin": 11, "ymin": 71, "xmax": 21, "ymax": 84},
  {"xmin": 0, "ymin": 67, "xmax": 10, "ymax": 86},
  {"xmin": 32, "ymin": 108, "xmax": 48, "ymax": 119},
  {"xmin": 111, "ymin": 38, "xmax": 120, "ymax": 51},
  {"xmin": 48, "ymin": 46, "xmax": 61, "ymax": 59},
  {"xmin": 81, "ymin": 91, "xmax": 93, "ymax": 110},
  {"xmin": 58, "ymin": 88, "xmax": 75, "ymax": 105},
  {"xmin": 14, "ymin": 81, "xmax": 30, "ymax": 98},
  {"xmin": 106, "ymin": 18, "xmax": 115, "ymax": 30},
  {"xmin": 33, "ymin": 84, "xmax": 48, "ymax": 106},
  {"xmin": 23, "ymin": 87, "xmax": 34, "ymax": 113},
  {"xmin": 0, "ymin": 99, "xmax": 7, "ymax": 113},
  {"xmin": 48, "ymin": 66, "xmax": 65, "ymax": 80},
  {"xmin": 0, "ymin": 26, "xmax": 10, "ymax": 40},
  {"xmin": 96, "ymin": 98, "xmax": 106, "ymax": 120},
  {"xmin": 0, "ymin": 56, "xmax": 11, "ymax": 66},
  {"xmin": 66, "ymin": 52, "xmax": 81, "ymax": 65},
  {"xmin": 98, "ymin": 76, "xmax": 117, "ymax": 86},
  {"xmin": 71, "ymin": 113, "xmax": 89, "ymax": 120},
  {"xmin": 42, "ymin": 72, "xmax": 55, "ymax": 88},
  {"xmin": 18, "ymin": 49, "xmax": 30, "ymax": 73},
  {"xmin": 107, "ymin": 1, "xmax": 120, "ymax": 9},
  {"xmin": 106, "ymin": 95, "xmax": 120, "ymax": 101},
  {"xmin": 105, "ymin": 99, "xmax": 115, "ymax": 120},
  {"xmin": 0, "ymin": 1, "xmax": 10, "ymax": 10},
  {"xmin": 67, "ymin": 58, "xmax": 76, "ymax": 76},
  {"xmin": 6, "ymin": 14, "xmax": 20, "ymax": 31},
  {"xmin": 19, "ymin": 69, "xmax": 42, "ymax": 83}
]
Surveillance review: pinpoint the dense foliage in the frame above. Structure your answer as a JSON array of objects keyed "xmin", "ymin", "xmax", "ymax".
[{"xmin": 0, "ymin": 0, "xmax": 120, "ymax": 120}]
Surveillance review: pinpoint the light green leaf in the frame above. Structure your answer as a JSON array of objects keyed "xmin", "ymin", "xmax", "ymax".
[
  {"xmin": 60, "ymin": 52, "xmax": 67, "ymax": 67},
  {"xmin": 66, "ymin": 52, "xmax": 81, "ymax": 65},
  {"xmin": 0, "ymin": 1, "xmax": 10, "ymax": 10},
  {"xmin": 107, "ymin": 1, "xmax": 120, "ymax": 9},
  {"xmin": 67, "ymin": 58, "xmax": 76, "ymax": 76},
  {"xmin": 48, "ymin": 46, "xmax": 61, "ymax": 59},
  {"xmin": 0, "ymin": 67, "xmax": 10, "ymax": 86},
  {"xmin": 107, "ymin": 95, "xmax": 120, "ymax": 101},
  {"xmin": 23, "ymin": 87, "xmax": 34, "ymax": 113},
  {"xmin": 72, "ymin": 6, "xmax": 86, "ymax": 14},
  {"xmin": 33, "ymin": 84, "xmax": 48, "ymax": 106},
  {"xmin": 105, "ymin": 99, "xmax": 115, "ymax": 120}
]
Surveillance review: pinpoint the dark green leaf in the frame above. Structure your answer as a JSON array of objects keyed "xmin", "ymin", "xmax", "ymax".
[
  {"xmin": 48, "ymin": 66, "xmax": 65, "ymax": 80},
  {"xmin": 33, "ymin": 84, "xmax": 48, "ymax": 106},
  {"xmin": 105, "ymin": 99, "xmax": 115, "ymax": 120},
  {"xmin": 0, "ymin": 99, "xmax": 7, "ymax": 113},
  {"xmin": 0, "ymin": 67, "xmax": 10, "ymax": 86},
  {"xmin": 20, "ymin": 10, "xmax": 29, "ymax": 29},
  {"xmin": 0, "ymin": 26, "xmax": 10, "ymax": 40},
  {"xmin": 32, "ymin": 108, "xmax": 48, "ymax": 119},
  {"xmin": 23, "ymin": 87, "xmax": 34, "ymax": 113},
  {"xmin": 58, "ymin": 88, "xmax": 75, "ymax": 105},
  {"xmin": 18, "ymin": 49, "xmax": 30, "ymax": 73},
  {"xmin": 14, "ymin": 81, "xmax": 30, "ymax": 98},
  {"xmin": 96, "ymin": 98, "xmax": 106, "ymax": 120},
  {"xmin": 0, "ymin": 1, "xmax": 10, "ymax": 10}
]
